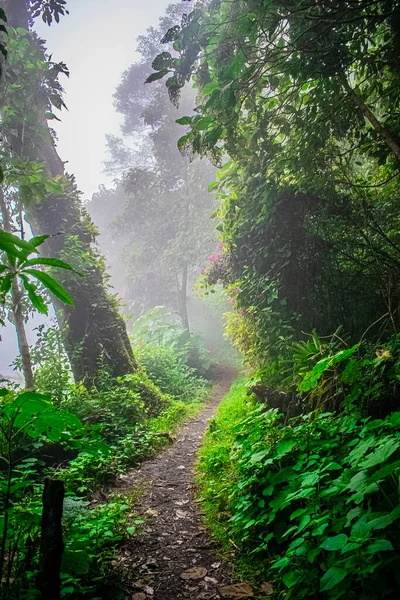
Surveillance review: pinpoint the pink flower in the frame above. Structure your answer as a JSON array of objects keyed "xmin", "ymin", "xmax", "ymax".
[{"xmin": 200, "ymin": 268, "xmax": 205, "ymax": 275}]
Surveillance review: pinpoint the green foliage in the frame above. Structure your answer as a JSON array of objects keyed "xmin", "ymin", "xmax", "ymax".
[
  {"xmin": 131, "ymin": 306, "xmax": 212, "ymax": 375},
  {"xmin": 60, "ymin": 498, "xmax": 128, "ymax": 598},
  {"xmin": 199, "ymin": 377, "xmax": 400, "ymax": 600},
  {"xmin": 0, "ymin": 387, "xmax": 99, "ymax": 598},
  {"xmin": 135, "ymin": 343, "xmax": 209, "ymax": 402},
  {"xmin": 61, "ymin": 369, "xmax": 168, "ymax": 443},
  {"xmin": 0, "ymin": 230, "xmax": 79, "ymax": 313}
]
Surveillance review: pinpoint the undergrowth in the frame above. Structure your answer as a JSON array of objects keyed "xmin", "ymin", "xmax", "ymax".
[
  {"xmin": 1, "ymin": 318, "xmax": 212, "ymax": 600},
  {"xmin": 198, "ymin": 337, "xmax": 400, "ymax": 600}
]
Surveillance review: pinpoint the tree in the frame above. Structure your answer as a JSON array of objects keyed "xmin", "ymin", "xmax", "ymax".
[
  {"xmin": 89, "ymin": 3, "xmax": 219, "ymax": 329},
  {"xmin": 0, "ymin": 0, "xmax": 137, "ymax": 384},
  {"xmin": 0, "ymin": 221, "xmax": 78, "ymax": 388},
  {"xmin": 148, "ymin": 0, "xmax": 400, "ymax": 363}
]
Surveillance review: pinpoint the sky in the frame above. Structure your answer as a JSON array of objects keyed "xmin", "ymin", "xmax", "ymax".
[
  {"xmin": 0, "ymin": 0, "xmax": 177, "ymax": 374},
  {"xmin": 34, "ymin": 0, "xmax": 176, "ymax": 199}
]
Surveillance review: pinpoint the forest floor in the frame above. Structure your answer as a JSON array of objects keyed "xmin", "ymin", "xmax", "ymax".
[{"xmin": 114, "ymin": 367, "xmax": 250, "ymax": 600}]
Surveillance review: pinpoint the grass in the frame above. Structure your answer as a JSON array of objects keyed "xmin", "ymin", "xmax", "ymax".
[
  {"xmin": 149, "ymin": 398, "xmax": 205, "ymax": 437},
  {"xmin": 196, "ymin": 378, "xmax": 259, "ymax": 576}
]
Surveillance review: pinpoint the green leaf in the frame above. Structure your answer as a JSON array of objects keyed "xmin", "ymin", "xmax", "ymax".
[
  {"xmin": 320, "ymin": 534, "xmax": 348, "ymax": 551},
  {"xmin": 145, "ymin": 69, "xmax": 168, "ymax": 84},
  {"xmin": 22, "ymin": 257, "xmax": 75, "ymax": 271},
  {"xmin": 29, "ymin": 235, "xmax": 50, "ymax": 248},
  {"xmin": 0, "ymin": 241, "xmax": 23, "ymax": 261},
  {"xmin": 1, "ymin": 273, "xmax": 13, "ymax": 296},
  {"xmin": 0, "ymin": 231, "xmax": 37, "ymax": 254},
  {"xmin": 275, "ymin": 439, "xmax": 296, "ymax": 458},
  {"xmin": 283, "ymin": 570, "xmax": 299, "ymax": 588},
  {"xmin": 351, "ymin": 519, "xmax": 372, "ymax": 540},
  {"xmin": 19, "ymin": 275, "xmax": 48, "ymax": 315},
  {"xmin": 208, "ymin": 180, "xmax": 219, "ymax": 192},
  {"xmin": 341, "ymin": 542, "xmax": 360, "ymax": 554},
  {"xmin": 126, "ymin": 526, "xmax": 136, "ymax": 535},
  {"xmin": 193, "ymin": 116, "xmax": 213, "ymax": 131},
  {"xmin": 250, "ymin": 450, "xmax": 269, "ymax": 463},
  {"xmin": 320, "ymin": 567, "xmax": 347, "ymax": 591},
  {"xmin": 368, "ymin": 505, "xmax": 400, "ymax": 530},
  {"xmin": 23, "ymin": 269, "xmax": 74, "ymax": 306},
  {"xmin": 360, "ymin": 438, "xmax": 399, "ymax": 469},
  {"xmin": 307, "ymin": 548, "xmax": 321, "ymax": 563},
  {"xmin": 176, "ymin": 116, "xmax": 192, "ymax": 126},
  {"xmin": 366, "ymin": 539, "xmax": 394, "ymax": 554},
  {"xmin": 271, "ymin": 556, "xmax": 290, "ymax": 570}
]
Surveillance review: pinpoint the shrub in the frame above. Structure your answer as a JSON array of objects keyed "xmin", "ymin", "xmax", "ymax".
[
  {"xmin": 131, "ymin": 306, "xmax": 212, "ymax": 375},
  {"xmin": 61, "ymin": 370, "xmax": 169, "ymax": 443},
  {"xmin": 199, "ymin": 380, "xmax": 400, "ymax": 600},
  {"xmin": 136, "ymin": 342, "xmax": 209, "ymax": 402}
]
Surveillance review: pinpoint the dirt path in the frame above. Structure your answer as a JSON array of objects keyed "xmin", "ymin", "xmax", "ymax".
[{"xmin": 116, "ymin": 370, "xmax": 236, "ymax": 600}]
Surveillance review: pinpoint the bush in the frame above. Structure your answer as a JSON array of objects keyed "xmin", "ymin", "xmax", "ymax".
[
  {"xmin": 136, "ymin": 342, "xmax": 209, "ymax": 402},
  {"xmin": 61, "ymin": 370, "xmax": 169, "ymax": 443},
  {"xmin": 199, "ymin": 380, "xmax": 400, "ymax": 600},
  {"xmin": 131, "ymin": 306, "xmax": 212, "ymax": 375}
]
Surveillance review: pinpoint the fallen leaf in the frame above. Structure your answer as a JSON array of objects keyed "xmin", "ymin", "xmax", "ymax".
[
  {"xmin": 219, "ymin": 583, "xmax": 254, "ymax": 599},
  {"xmin": 180, "ymin": 566, "xmax": 208, "ymax": 580},
  {"xmin": 204, "ymin": 576, "xmax": 218, "ymax": 584},
  {"xmin": 211, "ymin": 562, "xmax": 221, "ymax": 569},
  {"xmin": 143, "ymin": 585, "xmax": 154, "ymax": 595},
  {"xmin": 132, "ymin": 594, "xmax": 146, "ymax": 600},
  {"xmin": 261, "ymin": 582, "xmax": 274, "ymax": 595}
]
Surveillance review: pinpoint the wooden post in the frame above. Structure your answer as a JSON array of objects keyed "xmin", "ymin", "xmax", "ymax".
[{"xmin": 38, "ymin": 479, "xmax": 65, "ymax": 600}]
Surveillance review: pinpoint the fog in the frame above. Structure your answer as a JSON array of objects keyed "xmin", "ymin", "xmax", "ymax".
[{"xmin": 0, "ymin": 0, "xmax": 230, "ymax": 376}]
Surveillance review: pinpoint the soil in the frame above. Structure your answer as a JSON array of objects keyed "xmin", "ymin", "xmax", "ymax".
[{"xmin": 115, "ymin": 368, "xmax": 239, "ymax": 600}]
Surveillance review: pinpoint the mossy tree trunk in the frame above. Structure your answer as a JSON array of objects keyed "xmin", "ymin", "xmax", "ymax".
[{"xmin": 3, "ymin": 0, "xmax": 137, "ymax": 384}]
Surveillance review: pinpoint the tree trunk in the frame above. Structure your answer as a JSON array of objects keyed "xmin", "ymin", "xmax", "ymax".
[
  {"xmin": 11, "ymin": 278, "xmax": 34, "ymax": 388},
  {"xmin": 0, "ymin": 188, "xmax": 34, "ymax": 388},
  {"xmin": 3, "ymin": 0, "xmax": 137, "ymax": 384},
  {"xmin": 38, "ymin": 479, "xmax": 64, "ymax": 600},
  {"xmin": 176, "ymin": 263, "xmax": 190, "ymax": 332}
]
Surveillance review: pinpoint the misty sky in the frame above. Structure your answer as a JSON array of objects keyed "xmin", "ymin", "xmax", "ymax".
[
  {"xmin": 35, "ymin": 0, "xmax": 177, "ymax": 199},
  {"xmin": 0, "ymin": 0, "xmax": 178, "ymax": 374}
]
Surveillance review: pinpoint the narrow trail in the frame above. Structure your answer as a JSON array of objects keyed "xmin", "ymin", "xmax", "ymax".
[{"xmin": 116, "ymin": 369, "xmax": 237, "ymax": 600}]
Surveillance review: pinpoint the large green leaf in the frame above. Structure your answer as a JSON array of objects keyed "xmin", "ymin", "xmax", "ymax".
[
  {"xmin": 320, "ymin": 534, "xmax": 348, "ymax": 551},
  {"xmin": 23, "ymin": 269, "xmax": 74, "ymax": 306},
  {"xmin": 19, "ymin": 274, "xmax": 48, "ymax": 314},
  {"xmin": 275, "ymin": 439, "xmax": 296, "ymax": 459},
  {"xmin": 22, "ymin": 257, "xmax": 74, "ymax": 271},
  {"xmin": 320, "ymin": 567, "xmax": 347, "ymax": 591},
  {"xmin": 5, "ymin": 391, "xmax": 82, "ymax": 441},
  {"xmin": 366, "ymin": 539, "xmax": 394, "ymax": 554},
  {"xmin": 360, "ymin": 438, "xmax": 399, "ymax": 469},
  {"xmin": 0, "ymin": 231, "xmax": 37, "ymax": 254},
  {"xmin": 1, "ymin": 273, "xmax": 14, "ymax": 296}
]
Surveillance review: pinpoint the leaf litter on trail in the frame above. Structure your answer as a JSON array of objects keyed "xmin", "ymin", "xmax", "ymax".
[
  {"xmin": 219, "ymin": 582, "xmax": 254, "ymax": 598},
  {"xmin": 180, "ymin": 566, "xmax": 208, "ymax": 580}
]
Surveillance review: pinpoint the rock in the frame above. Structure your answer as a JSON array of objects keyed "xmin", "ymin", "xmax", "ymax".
[
  {"xmin": 219, "ymin": 583, "xmax": 254, "ymax": 599},
  {"xmin": 180, "ymin": 566, "xmax": 208, "ymax": 580}
]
